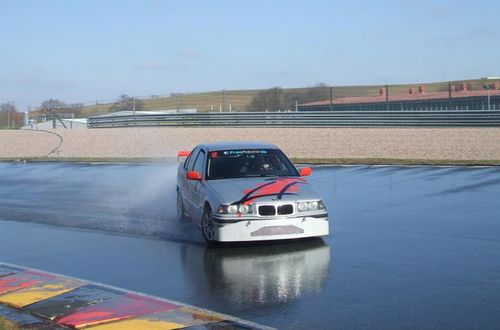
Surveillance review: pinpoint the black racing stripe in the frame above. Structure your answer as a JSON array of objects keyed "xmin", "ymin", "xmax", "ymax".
[
  {"xmin": 277, "ymin": 181, "xmax": 305, "ymax": 200},
  {"xmin": 237, "ymin": 180, "xmax": 278, "ymax": 204},
  {"xmin": 239, "ymin": 192, "xmax": 297, "ymax": 204},
  {"xmin": 237, "ymin": 178, "xmax": 306, "ymax": 204}
]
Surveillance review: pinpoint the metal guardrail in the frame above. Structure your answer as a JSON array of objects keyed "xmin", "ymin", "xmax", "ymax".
[{"xmin": 87, "ymin": 110, "xmax": 500, "ymax": 128}]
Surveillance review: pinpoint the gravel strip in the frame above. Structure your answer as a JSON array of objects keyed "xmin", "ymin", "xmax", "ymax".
[{"xmin": 1, "ymin": 127, "xmax": 500, "ymax": 163}]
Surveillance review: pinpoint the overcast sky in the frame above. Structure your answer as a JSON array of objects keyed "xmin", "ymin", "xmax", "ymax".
[{"xmin": 1, "ymin": 0, "xmax": 499, "ymax": 110}]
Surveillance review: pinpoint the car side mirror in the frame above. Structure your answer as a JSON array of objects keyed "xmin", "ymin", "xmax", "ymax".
[
  {"xmin": 299, "ymin": 167, "xmax": 312, "ymax": 177},
  {"xmin": 178, "ymin": 150, "xmax": 191, "ymax": 157},
  {"xmin": 178, "ymin": 150, "xmax": 191, "ymax": 161},
  {"xmin": 186, "ymin": 171, "xmax": 202, "ymax": 181}
]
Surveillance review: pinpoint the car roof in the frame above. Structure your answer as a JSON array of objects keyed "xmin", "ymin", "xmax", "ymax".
[{"xmin": 197, "ymin": 141, "xmax": 279, "ymax": 152}]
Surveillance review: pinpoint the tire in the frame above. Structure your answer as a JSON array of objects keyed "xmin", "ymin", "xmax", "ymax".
[
  {"xmin": 177, "ymin": 190, "xmax": 187, "ymax": 221},
  {"xmin": 201, "ymin": 206, "xmax": 219, "ymax": 246}
]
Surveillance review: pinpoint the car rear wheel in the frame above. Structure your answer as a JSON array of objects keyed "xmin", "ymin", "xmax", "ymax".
[{"xmin": 202, "ymin": 206, "xmax": 219, "ymax": 246}]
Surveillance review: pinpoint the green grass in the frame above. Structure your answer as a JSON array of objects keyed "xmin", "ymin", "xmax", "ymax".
[
  {"xmin": 79, "ymin": 78, "xmax": 500, "ymax": 117},
  {"xmin": 291, "ymin": 158, "xmax": 500, "ymax": 166},
  {"xmin": 0, "ymin": 318, "xmax": 19, "ymax": 330},
  {"xmin": 0, "ymin": 157, "xmax": 178, "ymax": 164},
  {"xmin": 1, "ymin": 157, "xmax": 499, "ymax": 166},
  {"xmin": 80, "ymin": 89, "xmax": 261, "ymax": 117}
]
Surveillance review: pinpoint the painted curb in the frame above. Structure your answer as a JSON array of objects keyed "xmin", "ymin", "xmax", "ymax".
[{"xmin": 0, "ymin": 263, "xmax": 274, "ymax": 330}]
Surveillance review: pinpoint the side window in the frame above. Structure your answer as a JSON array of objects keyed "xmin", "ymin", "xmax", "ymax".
[
  {"xmin": 185, "ymin": 148, "xmax": 199, "ymax": 170},
  {"xmin": 183, "ymin": 154, "xmax": 191, "ymax": 169},
  {"xmin": 193, "ymin": 150, "xmax": 206, "ymax": 175}
]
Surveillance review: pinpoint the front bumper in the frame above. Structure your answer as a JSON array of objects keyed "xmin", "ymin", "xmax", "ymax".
[{"xmin": 211, "ymin": 213, "xmax": 329, "ymax": 242}]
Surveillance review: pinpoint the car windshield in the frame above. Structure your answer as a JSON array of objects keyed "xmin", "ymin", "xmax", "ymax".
[{"xmin": 206, "ymin": 149, "xmax": 299, "ymax": 180}]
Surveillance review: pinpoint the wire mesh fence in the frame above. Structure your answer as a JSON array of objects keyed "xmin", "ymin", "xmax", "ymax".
[{"xmin": 39, "ymin": 78, "xmax": 500, "ymax": 118}]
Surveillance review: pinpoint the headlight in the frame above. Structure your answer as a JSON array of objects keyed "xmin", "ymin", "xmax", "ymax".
[
  {"xmin": 297, "ymin": 202, "xmax": 308, "ymax": 212},
  {"xmin": 309, "ymin": 201, "xmax": 319, "ymax": 210},
  {"xmin": 297, "ymin": 200, "xmax": 325, "ymax": 212},
  {"xmin": 227, "ymin": 204, "xmax": 238, "ymax": 214},
  {"xmin": 239, "ymin": 204, "xmax": 250, "ymax": 213},
  {"xmin": 217, "ymin": 204, "xmax": 253, "ymax": 214}
]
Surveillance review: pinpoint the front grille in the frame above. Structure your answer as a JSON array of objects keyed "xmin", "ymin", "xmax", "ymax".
[
  {"xmin": 251, "ymin": 225, "xmax": 304, "ymax": 237},
  {"xmin": 277, "ymin": 204, "xmax": 293, "ymax": 215},
  {"xmin": 258, "ymin": 205, "xmax": 276, "ymax": 216}
]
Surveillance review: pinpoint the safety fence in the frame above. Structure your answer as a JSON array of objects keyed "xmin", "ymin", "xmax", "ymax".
[
  {"xmin": 78, "ymin": 79, "xmax": 500, "ymax": 117},
  {"xmin": 88, "ymin": 110, "xmax": 500, "ymax": 128}
]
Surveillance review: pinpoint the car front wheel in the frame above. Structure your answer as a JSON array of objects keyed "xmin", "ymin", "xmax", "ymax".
[{"xmin": 201, "ymin": 206, "xmax": 218, "ymax": 246}]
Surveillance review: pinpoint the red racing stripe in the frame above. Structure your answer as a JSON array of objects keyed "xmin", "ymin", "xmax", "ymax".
[{"xmin": 241, "ymin": 178, "xmax": 306, "ymax": 204}]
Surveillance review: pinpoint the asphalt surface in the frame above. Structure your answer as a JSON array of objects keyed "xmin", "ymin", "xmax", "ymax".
[{"xmin": 1, "ymin": 162, "xmax": 500, "ymax": 329}]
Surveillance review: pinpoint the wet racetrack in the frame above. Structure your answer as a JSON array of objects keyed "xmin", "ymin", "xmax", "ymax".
[{"xmin": 1, "ymin": 162, "xmax": 500, "ymax": 329}]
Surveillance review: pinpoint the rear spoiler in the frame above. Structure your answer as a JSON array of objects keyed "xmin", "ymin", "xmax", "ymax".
[{"xmin": 177, "ymin": 150, "xmax": 191, "ymax": 161}]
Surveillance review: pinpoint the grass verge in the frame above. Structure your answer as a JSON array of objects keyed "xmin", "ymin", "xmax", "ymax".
[
  {"xmin": 0, "ymin": 157, "xmax": 178, "ymax": 164},
  {"xmin": 1, "ymin": 157, "xmax": 499, "ymax": 166},
  {"xmin": 291, "ymin": 158, "xmax": 500, "ymax": 166},
  {"xmin": 0, "ymin": 318, "xmax": 19, "ymax": 330}
]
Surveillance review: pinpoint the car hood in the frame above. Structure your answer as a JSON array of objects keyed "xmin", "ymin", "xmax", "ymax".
[{"xmin": 206, "ymin": 176, "xmax": 321, "ymax": 204}]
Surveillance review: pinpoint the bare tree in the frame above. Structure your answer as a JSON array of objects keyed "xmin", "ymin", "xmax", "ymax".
[
  {"xmin": 0, "ymin": 103, "xmax": 21, "ymax": 128},
  {"xmin": 39, "ymin": 99, "xmax": 84, "ymax": 118},
  {"xmin": 248, "ymin": 83, "xmax": 331, "ymax": 112},
  {"xmin": 301, "ymin": 83, "xmax": 330, "ymax": 103},
  {"xmin": 109, "ymin": 94, "xmax": 144, "ymax": 112},
  {"xmin": 67, "ymin": 103, "xmax": 84, "ymax": 117},
  {"xmin": 284, "ymin": 83, "xmax": 330, "ymax": 109},
  {"xmin": 247, "ymin": 87, "xmax": 286, "ymax": 111},
  {"xmin": 40, "ymin": 99, "xmax": 67, "ymax": 116}
]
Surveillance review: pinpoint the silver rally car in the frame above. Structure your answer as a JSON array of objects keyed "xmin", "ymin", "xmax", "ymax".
[{"xmin": 176, "ymin": 142, "xmax": 329, "ymax": 245}]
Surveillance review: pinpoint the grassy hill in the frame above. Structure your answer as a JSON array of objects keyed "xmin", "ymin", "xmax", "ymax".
[{"xmin": 80, "ymin": 78, "xmax": 499, "ymax": 117}]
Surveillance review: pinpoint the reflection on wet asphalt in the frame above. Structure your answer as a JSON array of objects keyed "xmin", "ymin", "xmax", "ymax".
[{"xmin": 1, "ymin": 162, "xmax": 500, "ymax": 329}]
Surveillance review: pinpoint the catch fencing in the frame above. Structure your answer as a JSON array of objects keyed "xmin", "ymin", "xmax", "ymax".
[{"xmin": 87, "ymin": 110, "xmax": 500, "ymax": 128}]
